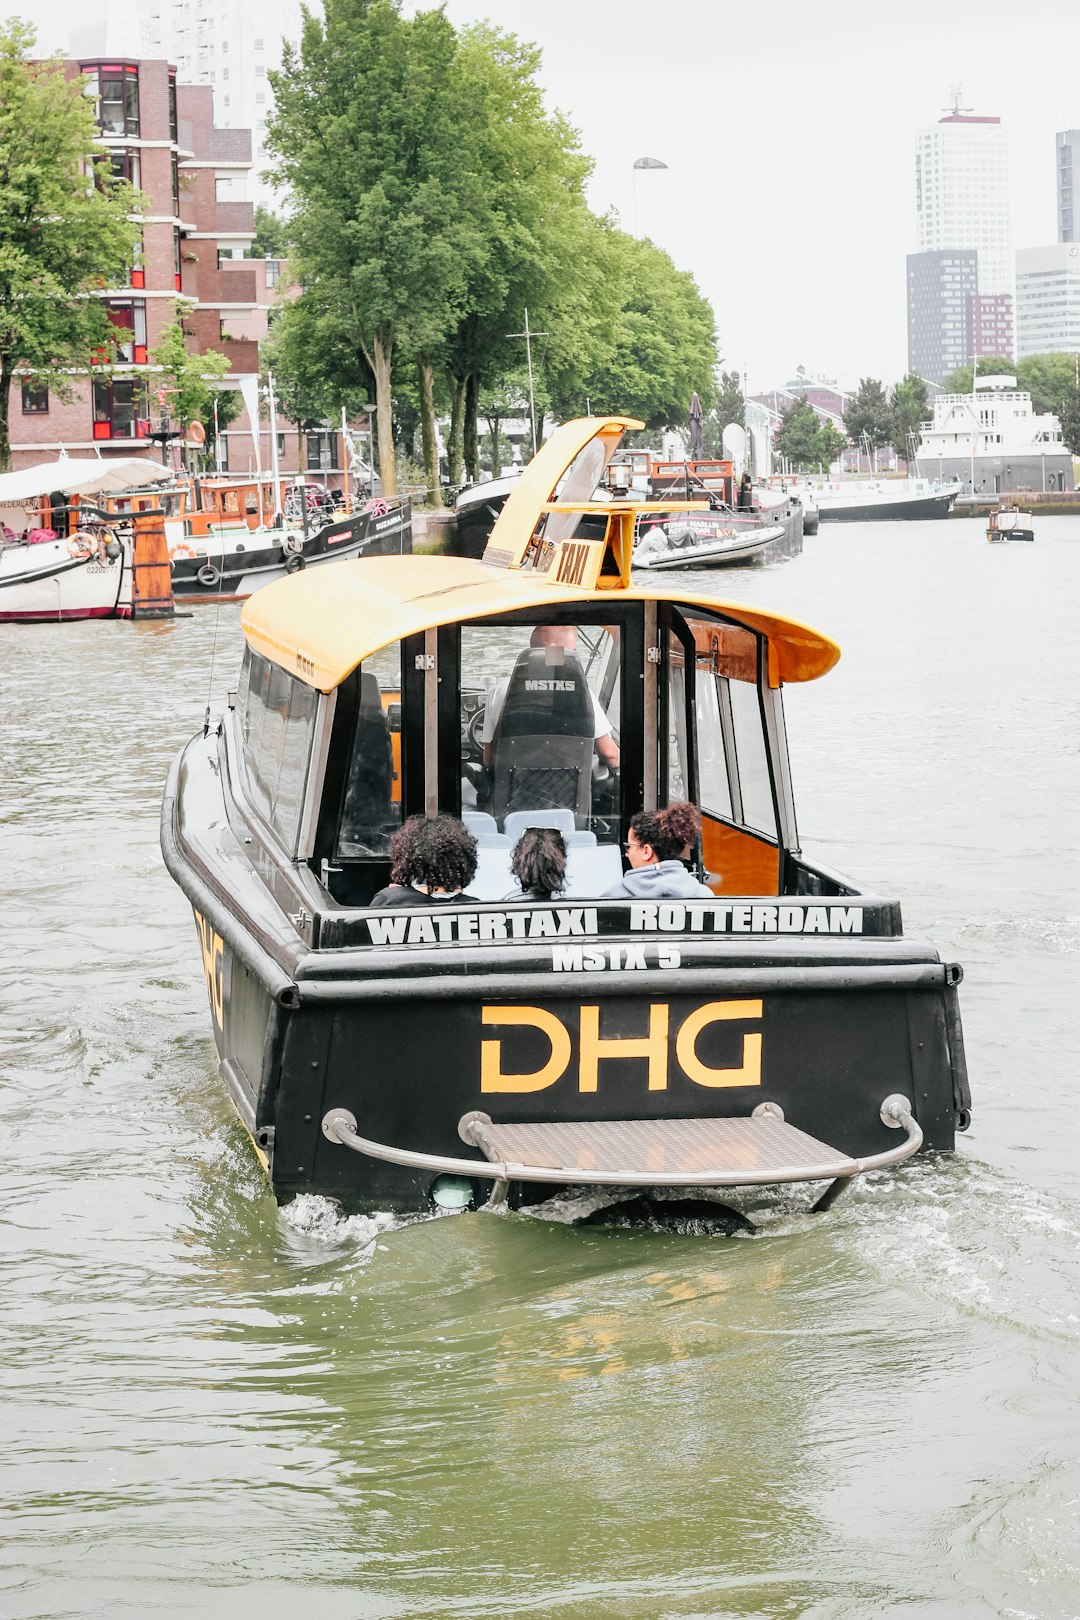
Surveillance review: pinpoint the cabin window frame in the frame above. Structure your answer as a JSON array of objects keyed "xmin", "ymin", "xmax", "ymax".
[
  {"xmin": 663, "ymin": 605, "xmax": 792, "ymax": 857},
  {"xmin": 760, "ymin": 683, "xmax": 798, "ymax": 856},
  {"xmin": 311, "ymin": 641, "xmax": 413, "ymax": 887},
  {"xmin": 234, "ymin": 647, "xmax": 322, "ymax": 859},
  {"xmin": 440, "ymin": 602, "xmax": 645, "ymax": 844},
  {"xmin": 659, "ymin": 603, "xmax": 700, "ymax": 813}
]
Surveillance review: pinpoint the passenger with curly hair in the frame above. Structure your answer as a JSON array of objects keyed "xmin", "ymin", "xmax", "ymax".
[
  {"xmin": 605, "ymin": 801, "xmax": 714, "ymax": 899},
  {"xmin": 370, "ymin": 815, "xmax": 478, "ymax": 907},
  {"xmin": 504, "ymin": 826, "xmax": 567, "ymax": 902}
]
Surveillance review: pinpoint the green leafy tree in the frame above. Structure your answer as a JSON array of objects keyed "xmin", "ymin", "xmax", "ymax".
[
  {"xmin": 0, "ymin": 21, "xmax": 142, "ymax": 469},
  {"xmin": 150, "ymin": 317, "xmax": 234, "ymax": 468},
  {"xmin": 1014, "ymin": 353, "xmax": 1079, "ymax": 417},
  {"xmin": 477, "ymin": 368, "xmax": 534, "ymax": 478},
  {"xmin": 888, "ymin": 373, "xmax": 929, "ymax": 459},
  {"xmin": 705, "ymin": 368, "xmax": 744, "ymax": 454},
  {"xmin": 843, "ymin": 377, "xmax": 893, "ymax": 450},
  {"xmin": 267, "ymin": 0, "xmax": 478, "ymax": 499},
  {"xmin": 439, "ymin": 24, "xmax": 596, "ymax": 483},
  {"xmin": 249, "ymin": 205, "xmax": 291, "ymax": 259},
  {"xmin": 817, "ymin": 419, "xmax": 847, "ymax": 469},
  {"xmin": 151, "ymin": 318, "xmax": 231, "ymax": 425},
  {"xmin": 774, "ymin": 398, "xmax": 843, "ymax": 472},
  {"xmin": 548, "ymin": 226, "xmax": 717, "ymax": 431}
]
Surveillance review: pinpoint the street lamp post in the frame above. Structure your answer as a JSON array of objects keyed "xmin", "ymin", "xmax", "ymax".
[{"xmin": 632, "ymin": 155, "xmax": 668, "ymax": 235}]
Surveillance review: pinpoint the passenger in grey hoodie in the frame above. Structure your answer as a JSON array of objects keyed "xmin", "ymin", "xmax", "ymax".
[{"xmin": 605, "ymin": 802, "xmax": 714, "ymax": 899}]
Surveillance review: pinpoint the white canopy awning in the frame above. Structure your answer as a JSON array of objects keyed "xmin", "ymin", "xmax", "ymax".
[{"xmin": 0, "ymin": 453, "xmax": 175, "ymax": 506}]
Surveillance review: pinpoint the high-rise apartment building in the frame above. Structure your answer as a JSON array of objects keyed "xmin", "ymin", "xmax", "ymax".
[
  {"xmin": 1015, "ymin": 243, "xmax": 1080, "ymax": 358},
  {"xmin": 906, "ymin": 249, "xmax": 978, "ymax": 384},
  {"xmin": 1058, "ymin": 130, "xmax": 1080, "ymax": 243},
  {"xmin": 908, "ymin": 105, "xmax": 1014, "ymax": 379}
]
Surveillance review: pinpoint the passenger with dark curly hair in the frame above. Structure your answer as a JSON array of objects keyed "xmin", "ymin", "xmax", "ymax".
[
  {"xmin": 370, "ymin": 815, "xmax": 478, "ymax": 907},
  {"xmin": 504, "ymin": 826, "xmax": 567, "ymax": 902},
  {"xmin": 605, "ymin": 801, "xmax": 714, "ymax": 899}
]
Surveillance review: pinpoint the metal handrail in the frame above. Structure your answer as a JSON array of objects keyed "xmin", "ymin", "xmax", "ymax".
[{"xmin": 320, "ymin": 1096, "xmax": 922, "ymax": 1190}]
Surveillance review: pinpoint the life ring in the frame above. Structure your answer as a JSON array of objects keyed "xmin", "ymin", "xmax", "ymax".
[
  {"xmin": 67, "ymin": 534, "xmax": 94, "ymax": 559},
  {"xmin": 197, "ymin": 563, "xmax": 221, "ymax": 587},
  {"xmin": 171, "ymin": 543, "xmax": 195, "ymax": 560},
  {"xmin": 284, "ymin": 551, "xmax": 306, "ymax": 573},
  {"xmin": 282, "ymin": 533, "xmax": 304, "ymax": 556}
]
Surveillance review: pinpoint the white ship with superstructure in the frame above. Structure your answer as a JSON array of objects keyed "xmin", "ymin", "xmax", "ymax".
[{"xmin": 915, "ymin": 376, "xmax": 1073, "ymax": 495}]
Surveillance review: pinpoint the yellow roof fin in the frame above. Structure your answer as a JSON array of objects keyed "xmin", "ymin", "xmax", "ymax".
[{"xmin": 482, "ymin": 416, "xmax": 707, "ymax": 590}]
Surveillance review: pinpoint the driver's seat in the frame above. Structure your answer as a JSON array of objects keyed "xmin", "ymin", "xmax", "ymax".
[{"xmin": 489, "ymin": 648, "xmax": 595, "ymax": 830}]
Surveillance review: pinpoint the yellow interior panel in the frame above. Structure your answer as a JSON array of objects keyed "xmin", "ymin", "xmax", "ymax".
[{"xmin": 702, "ymin": 817, "xmax": 781, "ymax": 896}]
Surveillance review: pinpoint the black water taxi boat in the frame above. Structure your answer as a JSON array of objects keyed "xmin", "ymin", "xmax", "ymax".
[{"xmin": 162, "ymin": 416, "xmax": 970, "ymax": 1220}]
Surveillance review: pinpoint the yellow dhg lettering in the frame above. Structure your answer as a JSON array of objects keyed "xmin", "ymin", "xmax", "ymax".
[
  {"xmin": 578, "ymin": 1003, "xmax": 669, "ymax": 1092},
  {"xmin": 195, "ymin": 911, "xmax": 225, "ymax": 1032},
  {"xmin": 479, "ymin": 1000, "xmax": 763, "ymax": 1094},
  {"xmin": 481, "ymin": 1006, "xmax": 572, "ymax": 1093},
  {"xmin": 675, "ymin": 999, "xmax": 762, "ymax": 1088}
]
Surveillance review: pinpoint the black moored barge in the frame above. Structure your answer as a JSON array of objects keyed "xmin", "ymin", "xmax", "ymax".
[{"xmin": 162, "ymin": 416, "xmax": 970, "ymax": 1220}]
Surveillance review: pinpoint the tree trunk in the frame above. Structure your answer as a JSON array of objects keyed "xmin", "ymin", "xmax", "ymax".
[
  {"xmin": 464, "ymin": 373, "xmax": 480, "ymax": 485},
  {"xmin": 0, "ymin": 357, "xmax": 12, "ymax": 474},
  {"xmin": 417, "ymin": 356, "xmax": 443, "ymax": 510},
  {"xmin": 447, "ymin": 374, "xmax": 467, "ymax": 489},
  {"xmin": 488, "ymin": 415, "xmax": 502, "ymax": 479},
  {"xmin": 372, "ymin": 331, "xmax": 397, "ymax": 498},
  {"xmin": 533, "ymin": 408, "xmax": 544, "ymax": 459}
]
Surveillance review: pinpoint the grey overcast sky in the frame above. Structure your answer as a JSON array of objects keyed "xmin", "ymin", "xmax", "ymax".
[{"xmin": 14, "ymin": 0, "xmax": 1080, "ymax": 388}]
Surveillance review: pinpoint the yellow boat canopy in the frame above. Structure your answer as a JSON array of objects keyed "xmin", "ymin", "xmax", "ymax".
[
  {"xmin": 241, "ymin": 553, "xmax": 840, "ymax": 692},
  {"xmin": 241, "ymin": 417, "xmax": 839, "ymax": 691}
]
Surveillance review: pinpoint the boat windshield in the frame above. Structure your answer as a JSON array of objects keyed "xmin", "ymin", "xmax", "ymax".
[
  {"xmin": 460, "ymin": 619, "xmax": 620, "ymax": 839},
  {"xmin": 543, "ymin": 438, "xmax": 609, "ymax": 544}
]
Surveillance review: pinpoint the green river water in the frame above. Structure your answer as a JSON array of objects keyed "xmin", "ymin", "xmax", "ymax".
[{"xmin": 3, "ymin": 515, "xmax": 1079, "ymax": 1619}]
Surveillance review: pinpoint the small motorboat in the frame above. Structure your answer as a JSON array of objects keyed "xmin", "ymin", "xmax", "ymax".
[
  {"xmin": 633, "ymin": 514, "xmax": 786, "ymax": 568},
  {"xmin": 454, "ymin": 457, "xmax": 805, "ymax": 558},
  {"xmin": 986, "ymin": 506, "xmax": 1034, "ymax": 543},
  {"xmin": 162, "ymin": 415, "xmax": 970, "ymax": 1223}
]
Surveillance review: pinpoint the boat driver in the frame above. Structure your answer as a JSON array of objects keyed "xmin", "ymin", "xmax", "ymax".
[{"xmin": 480, "ymin": 625, "xmax": 620, "ymax": 770}]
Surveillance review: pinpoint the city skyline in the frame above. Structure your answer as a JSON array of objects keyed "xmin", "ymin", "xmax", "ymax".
[{"xmin": 7, "ymin": 0, "xmax": 1080, "ymax": 391}]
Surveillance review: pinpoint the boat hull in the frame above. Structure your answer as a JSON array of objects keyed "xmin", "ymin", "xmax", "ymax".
[
  {"xmin": 0, "ymin": 539, "xmax": 131, "ymax": 623},
  {"xmin": 164, "ymin": 737, "xmax": 968, "ymax": 1215},
  {"xmin": 170, "ymin": 502, "xmax": 412, "ymax": 601},
  {"xmin": 817, "ymin": 491, "xmax": 957, "ymax": 522}
]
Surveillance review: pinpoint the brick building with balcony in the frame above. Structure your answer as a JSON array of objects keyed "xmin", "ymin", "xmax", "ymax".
[{"xmin": 8, "ymin": 57, "xmax": 273, "ymax": 475}]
